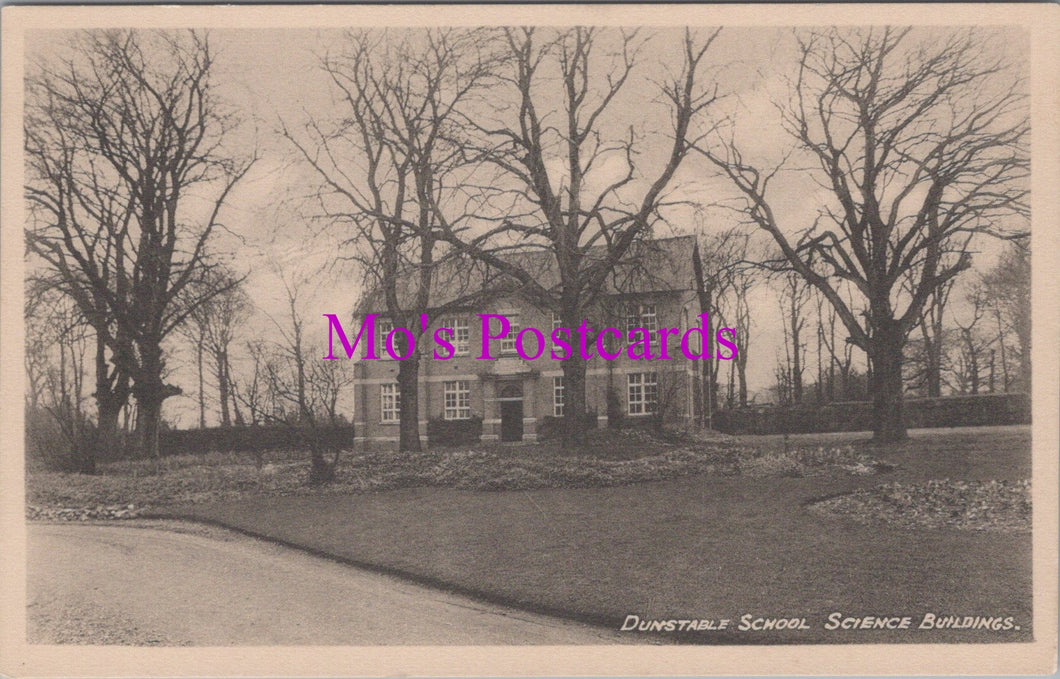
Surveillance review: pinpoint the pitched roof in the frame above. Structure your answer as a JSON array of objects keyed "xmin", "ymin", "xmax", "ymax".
[{"xmin": 361, "ymin": 234, "xmax": 697, "ymax": 313}]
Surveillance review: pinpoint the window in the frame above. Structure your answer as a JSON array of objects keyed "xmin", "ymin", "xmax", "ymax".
[
  {"xmin": 552, "ymin": 311, "xmax": 563, "ymax": 333},
  {"xmin": 624, "ymin": 306, "xmax": 640, "ymax": 337},
  {"xmin": 553, "ymin": 376, "xmax": 565, "ymax": 417},
  {"xmin": 641, "ymin": 305, "xmax": 658, "ymax": 336},
  {"xmin": 626, "ymin": 304, "xmax": 659, "ymax": 349},
  {"xmin": 377, "ymin": 318, "xmax": 394, "ymax": 359},
  {"xmin": 500, "ymin": 315, "xmax": 521, "ymax": 355},
  {"xmin": 380, "ymin": 383, "xmax": 401, "ymax": 423},
  {"xmin": 443, "ymin": 380, "xmax": 471, "ymax": 420},
  {"xmin": 442, "ymin": 317, "xmax": 470, "ymax": 355},
  {"xmin": 627, "ymin": 372, "xmax": 658, "ymax": 415}
]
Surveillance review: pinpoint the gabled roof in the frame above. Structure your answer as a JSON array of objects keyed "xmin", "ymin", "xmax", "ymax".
[{"xmin": 361, "ymin": 234, "xmax": 697, "ymax": 314}]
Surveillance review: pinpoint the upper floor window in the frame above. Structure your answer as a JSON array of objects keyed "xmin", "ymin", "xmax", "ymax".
[
  {"xmin": 627, "ymin": 372, "xmax": 658, "ymax": 415},
  {"xmin": 625, "ymin": 303, "xmax": 659, "ymax": 349},
  {"xmin": 377, "ymin": 318, "xmax": 395, "ymax": 359},
  {"xmin": 441, "ymin": 317, "xmax": 470, "ymax": 355},
  {"xmin": 380, "ymin": 382, "xmax": 401, "ymax": 423},
  {"xmin": 443, "ymin": 380, "xmax": 471, "ymax": 420},
  {"xmin": 500, "ymin": 315, "xmax": 521, "ymax": 355}
]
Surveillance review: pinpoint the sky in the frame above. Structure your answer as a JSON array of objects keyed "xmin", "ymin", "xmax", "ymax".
[{"xmin": 25, "ymin": 26, "xmax": 1030, "ymax": 427}]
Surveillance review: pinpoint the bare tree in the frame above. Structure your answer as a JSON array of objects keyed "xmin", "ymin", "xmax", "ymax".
[
  {"xmin": 238, "ymin": 270, "xmax": 354, "ymax": 483},
  {"xmin": 24, "ymin": 289, "xmax": 51, "ymax": 414},
  {"xmin": 904, "ymin": 277, "xmax": 957, "ymax": 398},
  {"xmin": 24, "ymin": 289, "xmax": 97, "ymax": 472},
  {"xmin": 775, "ymin": 269, "xmax": 811, "ymax": 405},
  {"xmin": 813, "ymin": 281, "xmax": 861, "ymax": 402},
  {"xmin": 200, "ymin": 272, "xmax": 251, "ymax": 427},
  {"xmin": 691, "ymin": 225, "xmax": 756, "ymax": 420},
  {"xmin": 24, "ymin": 29, "xmax": 255, "ymax": 461},
  {"xmin": 176, "ymin": 295, "xmax": 211, "ymax": 430},
  {"xmin": 945, "ymin": 283, "xmax": 991, "ymax": 395},
  {"xmin": 697, "ymin": 27, "xmax": 1028, "ymax": 440},
  {"xmin": 430, "ymin": 27, "xmax": 722, "ymax": 447},
  {"xmin": 727, "ymin": 260, "xmax": 757, "ymax": 408},
  {"xmin": 233, "ymin": 340, "xmax": 274, "ymax": 426},
  {"xmin": 308, "ymin": 349, "xmax": 356, "ymax": 426},
  {"xmin": 284, "ymin": 28, "xmax": 502, "ymax": 452},
  {"xmin": 178, "ymin": 267, "xmax": 251, "ymax": 428},
  {"xmin": 980, "ymin": 239, "xmax": 1031, "ymax": 393},
  {"xmin": 24, "ymin": 153, "xmax": 131, "ymax": 468}
]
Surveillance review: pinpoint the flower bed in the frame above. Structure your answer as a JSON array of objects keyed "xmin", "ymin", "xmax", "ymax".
[{"xmin": 810, "ymin": 479, "xmax": 1031, "ymax": 532}]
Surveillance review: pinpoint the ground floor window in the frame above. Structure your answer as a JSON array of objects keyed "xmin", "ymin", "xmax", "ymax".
[
  {"xmin": 553, "ymin": 376, "xmax": 565, "ymax": 417},
  {"xmin": 628, "ymin": 372, "xmax": 658, "ymax": 415},
  {"xmin": 443, "ymin": 380, "xmax": 471, "ymax": 420},
  {"xmin": 380, "ymin": 383, "xmax": 401, "ymax": 423}
]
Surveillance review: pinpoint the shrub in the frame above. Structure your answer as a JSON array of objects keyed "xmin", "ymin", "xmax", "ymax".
[
  {"xmin": 537, "ymin": 411, "xmax": 598, "ymax": 441},
  {"xmin": 25, "ymin": 404, "xmax": 97, "ymax": 473},
  {"xmin": 427, "ymin": 416, "xmax": 483, "ymax": 447}
]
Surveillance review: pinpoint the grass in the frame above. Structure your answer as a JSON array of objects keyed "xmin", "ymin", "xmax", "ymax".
[{"xmin": 147, "ymin": 425, "xmax": 1032, "ymax": 644}]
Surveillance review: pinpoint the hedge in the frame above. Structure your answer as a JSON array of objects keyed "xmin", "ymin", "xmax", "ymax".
[
  {"xmin": 714, "ymin": 392, "xmax": 1030, "ymax": 435},
  {"xmin": 157, "ymin": 425, "xmax": 357, "ymax": 458}
]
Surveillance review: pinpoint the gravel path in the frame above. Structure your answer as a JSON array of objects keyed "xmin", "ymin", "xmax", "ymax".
[{"xmin": 28, "ymin": 521, "xmax": 628, "ymax": 645}]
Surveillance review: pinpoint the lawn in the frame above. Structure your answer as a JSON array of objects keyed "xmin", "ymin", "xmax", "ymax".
[{"xmin": 152, "ymin": 425, "xmax": 1032, "ymax": 644}]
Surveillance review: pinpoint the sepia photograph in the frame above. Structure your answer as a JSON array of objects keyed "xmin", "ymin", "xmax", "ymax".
[{"xmin": 1, "ymin": 3, "xmax": 1057, "ymax": 676}]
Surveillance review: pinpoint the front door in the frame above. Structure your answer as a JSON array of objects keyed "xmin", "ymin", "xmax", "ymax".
[{"xmin": 499, "ymin": 384, "xmax": 524, "ymax": 442}]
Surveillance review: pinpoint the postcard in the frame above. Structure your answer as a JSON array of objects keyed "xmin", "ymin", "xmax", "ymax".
[{"xmin": 2, "ymin": 3, "xmax": 1057, "ymax": 676}]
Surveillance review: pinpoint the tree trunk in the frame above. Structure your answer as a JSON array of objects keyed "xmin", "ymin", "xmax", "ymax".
[
  {"xmin": 816, "ymin": 321, "xmax": 824, "ymax": 404},
  {"xmin": 93, "ymin": 395, "xmax": 125, "ymax": 473},
  {"xmin": 137, "ymin": 392, "xmax": 163, "ymax": 465},
  {"xmin": 727, "ymin": 359, "xmax": 736, "ymax": 409},
  {"xmin": 870, "ymin": 323, "xmax": 907, "ymax": 442},
  {"xmin": 90, "ymin": 332, "xmax": 127, "ymax": 473},
  {"xmin": 217, "ymin": 348, "xmax": 231, "ymax": 427},
  {"xmin": 737, "ymin": 344, "xmax": 749, "ymax": 407},
  {"xmin": 133, "ymin": 342, "xmax": 177, "ymax": 463},
  {"xmin": 710, "ymin": 353, "xmax": 722, "ymax": 412},
  {"xmin": 196, "ymin": 341, "xmax": 206, "ymax": 428},
  {"xmin": 308, "ymin": 447, "xmax": 335, "ymax": 485},
  {"xmin": 397, "ymin": 354, "xmax": 422, "ymax": 452},
  {"xmin": 996, "ymin": 311, "xmax": 1013, "ymax": 392},
  {"xmin": 790, "ymin": 314, "xmax": 803, "ymax": 404},
  {"xmin": 702, "ymin": 365, "xmax": 715, "ymax": 427},
  {"xmin": 1016, "ymin": 321, "xmax": 1031, "ymax": 393},
  {"xmin": 562, "ymin": 356, "xmax": 589, "ymax": 448},
  {"xmin": 926, "ymin": 326, "xmax": 942, "ymax": 398},
  {"xmin": 968, "ymin": 338, "xmax": 980, "ymax": 395},
  {"xmin": 227, "ymin": 347, "xmax": 245, "ymax": 426}
]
